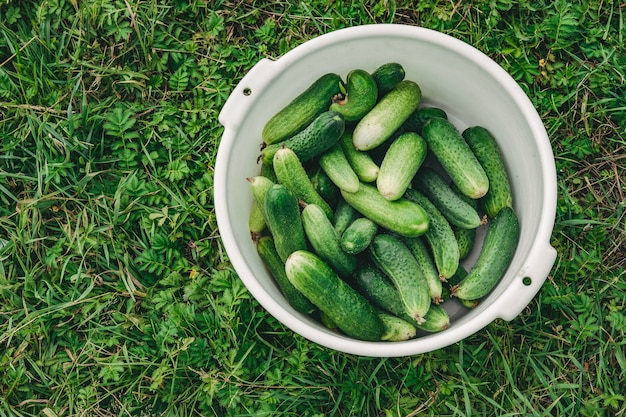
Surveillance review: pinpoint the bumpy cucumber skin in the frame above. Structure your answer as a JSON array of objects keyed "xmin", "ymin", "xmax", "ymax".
[
  {"xmin": 248, "ymin": 201, "xmax": 266, "ymax": 235},
  {"xmin": 318, "ymin": 144, "xmax": 360, "ymax": 193},
  {"xmin": 248, "ymin": 175, "xmax": 275, "ymax": 221},
  {"xmin": 371, "ymin": 62, "xmax": 406, "ymax": 98},
  {"xmin": 285, "ymin": 250, "xmax": 385, "ymax": 341},
  {"xmin": 462, "ymin": 126, "xmax": 513, "ymax": 218},
  {"xmin": 308, "ymin": 167, "xmax": 340, "ymax": 209},
  {"xmin": 377, "ymin": 131, "xmax": 427, "ymax": 201},
  {"xmin": 401, "ymin": 106, "xmax": 448, "ymax": 135},
  {"xmin": 340, "ymin": 217, "xmax": 378, "ymax": 255},
  {"xmin": 339, "ymin": 131, "xmax": 379, "ymax": 183},
  {"xmin": 264, "ymin": 184, "xmax": 308, "ymax": 262},
  {"xmin": 378, "ymin": 312, "xmax": 416, "ymax": 341},
  {"xmin": 352, "ymin": 80, "xmax": 422, "ymax": 151},
  {"xmin": 273, "ymin": 147, "xmax": 334, "ymax": 220},
  {"xmin": 414, "ymin": 167, "xmax": 482, "ymax": 229},
  {"xmin": 402, "ymin": 237, "xmax": 443, "ymax": 303},
  {"xmin": 341, "ymin": 182, "xmax": 429, "ymax": 238},
  {"xmin": 262, "ymin": 73, "xmax": 343, "ymax": 145},
  {"xmin": 330, "ymin": 69, "xmax": 378, "ymax": 122},
  {"xmin": 301, "ymin": 203, "xmax": 357, "ymax": 277},
  {"xmin": 421, "ymin": 117, "xmax": 489, "ymax": 199},
  {"xmin": 261, "ymin": 111, "xmax": 345, "ymax": 165},
  {"xmin": 369, "ymin": 234, "xmax": 431, "ymax": 323},
  {"xmin": 452, "ymin": 206, "xmax": 520, "ymax": 300},
  {"xmin": 333, "ymin": 198, "xmax": 358, "ymax": 237},
  {"xmin": 404, "ymin": 189, "xmax": 460, "ymax": 279},
  {"xmin": 256, "ymin": 236, "xmax": 316, "ymax": 315},
  {"xmin": 454, "ymin": 226, "xmax": 477, "ymax": 261}
]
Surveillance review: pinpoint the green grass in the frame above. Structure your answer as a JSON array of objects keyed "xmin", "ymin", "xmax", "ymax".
[{"xmin": 0, "ymin": 0, "xmax": 624, "ymax": 416}]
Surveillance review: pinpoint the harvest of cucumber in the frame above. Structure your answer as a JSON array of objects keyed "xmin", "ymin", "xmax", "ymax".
[{"xmin": 248, "ymin": 63, "xmax": 519, "ymax": 342}]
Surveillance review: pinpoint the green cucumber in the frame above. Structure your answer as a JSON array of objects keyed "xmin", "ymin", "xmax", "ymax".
[
  {"xmin": 256, "ymin": 236, "xmax": 316, "ymax": 315},
  {"xmin": 401, "ymin": 106, "xmax": 448, "ymax": 134},
  {"xmin": 462, "ymin": 126, "xmax": 513, "ymax": 218},
  {"xmin": 248, "ymin": 175, "xmax": 275, "ymax": 222},
  {"xmin": 308, "ymin": 167, "xmax": 340, "ymax": 209},
  {"xmin": 261, "ymin": 110, "xmax": 345, "ymax": 165},
  {"xmin": 416, "ymin": 304, "xmax": 451, "ymax": 333},
  {"xmin": 340, "ymin": 217, "xmax": 378, "ymax": 255},
  {"xmin": 352, "ymin": 80, "xmax": 422, "ymax": 151},
  {"xmin": 414, "ymin": 167, "xmax": 482, "ymax": 229},
  {"xmin": 455, "ymin": 226, "xmax": 477, "ymax": 261},
  {"xmin": 260, "ymin": 162, "xmax": 278, "ymax": 183},
  {"xmin": 402, "ymin": 237, "xmax": 444, "ymax": 304},
  {"xmin": 339, "ymin": 131, "xmax": 379, "ymax": 183},
  {"xmin": 404, "ymin": 189, "xmax": 460, "ymax": 279},
  {"xmin": 333, "ymin": 198, "xmax": 359, "ymax": 237},
  {"xmin": 263, "ymin": 184, "xmax": 308, "ymax": 262},
  {"xmin": 272, "ymin": 147, "xmax": 334, "ymax": 220},
  {"xmin": 318, "ymin": 144, "xmax": 360, "ymax": 193},
  {"xmin": 330, "ymin": 69, "xmax": 378, "ymax": 122},
  {"xmin": 262, "ymin": 73, "xmax": 343, "ymax": 145},
  {"xmin": 248, "ymin": 201, "xmax": 266, "ymax": 235},
  {"xmin": 341, "ymin": 182, "xmax": 429, "ymax": 238},
  {"xmin": 353, "ymin": 265, "xmax": 449, "ymax": 332},
  {"xmin": 421, "ymin": 117, "xmax": 489, "ymax": 199},
  {"xmin": 301, "ymin": 203, "xmax": 357, "ymax": 276},
  {"xmin": 371, "ymin": 62, "xmax": 405, "ymax": 98},
  {"xmin": 369, "ymin": 233, "xmax": 431, "ymax": 324},
  {"xmin": 377, "ymin": 131, "xmax": 427, "ymax": 201},
  {"xmin": 285, "ymin": 250, "xmax": 385, "ymax": 341},
  {"xmin": 452, "ymin": 206, "xmax": 520, "ymax": 300},
  {"xmin": 378, "ymin": 312, "xmax": 416, "ymax": 341}
]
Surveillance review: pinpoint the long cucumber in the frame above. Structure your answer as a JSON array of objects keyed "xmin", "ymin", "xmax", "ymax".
[
  {"xmin": 369, "ymin": 233, "xmax": 431, "ymax": 324},
  {"xmin": 452, "ymin": 206, "xmax": 520, "ymax": 300},
  {"xmin": 285, "ymin": 250, "xmax": 385, "ymax": 341}
]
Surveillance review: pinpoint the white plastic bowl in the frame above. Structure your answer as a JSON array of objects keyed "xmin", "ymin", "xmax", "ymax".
[{"xmin": 215, "ymin": 24, "xmax": 557, "ymax": 357}]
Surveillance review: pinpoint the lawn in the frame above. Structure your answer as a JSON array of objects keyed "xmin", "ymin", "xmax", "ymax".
[{"xmin": 0, "ymin": 1, "xmax": 624, "ymax": 416}]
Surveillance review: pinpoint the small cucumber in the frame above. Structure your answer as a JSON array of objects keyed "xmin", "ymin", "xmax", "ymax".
[
  {"xmin": 262, "ymin": 73, "xmax": 343, "ymax": 145},
  {"xmin": 404, "ymin": 189, "xmax": 460, "ymax": 280},
  {"xmin": 256, "ymin": 236, "xmax": 316, "ymax": 315},
  {"xmin": 330, "ymin": 69, "xmax": 378, "ymax": 122},
  {"xmin": 339, "ymin": 131, "xmax": 379, "ymax": 183},
  {"xmin": 452, "ymin": 206, "xmax": 520, "ymax": 300},
  {"xmin": 462, "ymin": 126, "xmax": 513, "ymax": 218},
  {"xmin": 248, "ymin": 201, "xmax": 266, "ymax": 235},
  {"xmin": 353, "ymin": 265, "xmax": 449, "ymax": 332},
  {"xmin": 378, "ymin": 311, "xmax": 416, "ymax": 341},
  {"xmin": 401, "ymin": 106, "xmax": 448, "ymax": 134},
  {"xmin": 414, "ymin": 167, "xmax": 482, "ymax": 229},
  {"xmin": 248, "ymin": 175, "xmax": 275, "ymax": 222},
  {"xmin": 333, "ymin": 198, "xmax": 359, "ymax": 237},
  {"xmin": 421, "ymin": 117, "xmax": 489, "ymax": 199},
  {"xmin": 369, "ymin": 233, "xmax": 432, "ymax": 324},
  {"xmin": 273, "ymin": 147, "xmax": 334, "ymax": 220},
  {"xmin": 341, "ymin": 182, "xmax": 429, "ymax": 238},
  {"xmin": 301, "ymin": 203, "xmax": 357, "ymax": 277},
  {"xmin": 318, "ymin": 144, "xmax": 360, "ymax": 193},
  {"xmin": 402, "ymin": 237, "xmax": 444, "ymax": 304},
  {"xmin": 261, "ymin": 111, "xmax": 345, "ymax": 165},
  {"xmin": 377, "ymin": 131, "xmax": 427, "ymax": 201},
  {"xmin": 340, "ymin": 217, "xmax": 378, "ymax": 255},
  {"xmin": 308, "ymin": 167, "xmax": 340, "ymax": 209},
  {"xmin": 371, "ymin": 62, "xmax": 405, "ymax": 98},
  {"xmin": 285, "ymin": 250, "xmax": 385, "ymax": 341},
  {"xmin": 264, "ymin": 184, "xmax": 308, "ymax": 262},
  {"xmin": 260, "ymin": 162, "xmax": 278, "ymax": 183},
  {"xmin": 352, "ymin": 80, "xmax": 422, "ymax": 151}
]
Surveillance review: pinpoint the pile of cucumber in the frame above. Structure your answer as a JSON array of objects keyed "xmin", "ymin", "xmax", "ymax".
[{"xmin": 248, "ymin": 63, "xmax": 520, "ymax": 342}]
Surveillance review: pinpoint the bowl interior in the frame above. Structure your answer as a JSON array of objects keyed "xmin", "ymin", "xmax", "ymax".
[{"xmin": 216, "ymin": 25, "xmax": 555, "ymax": 356}]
